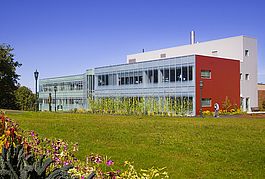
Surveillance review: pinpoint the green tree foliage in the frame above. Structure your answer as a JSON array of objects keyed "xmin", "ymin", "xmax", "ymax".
[
  {"xmin": 15, "ymin": 86, "xmax": 35, "ymax": 111},
  {"xmin": 0, "ymin": 44, "xmax": 21, "ymax": 109}
]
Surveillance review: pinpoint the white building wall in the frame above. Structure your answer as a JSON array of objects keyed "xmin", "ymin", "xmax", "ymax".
[
  {"xmin": 241, "ymin": 37, "xmax": 258, "ymax": 110},
  {"xmin": 127, "ymin": 36, "xmax": 258, "ymax": 111}
]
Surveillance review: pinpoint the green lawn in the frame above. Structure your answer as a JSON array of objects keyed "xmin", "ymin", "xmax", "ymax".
[{"xmin": 7, "ymin": 112, "xmax": 265, "ymax": 178}]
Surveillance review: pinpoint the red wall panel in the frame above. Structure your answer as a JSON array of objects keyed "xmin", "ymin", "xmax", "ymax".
[{"xmin": 195, "ymin": 55, "xmax": 240, "ymax": 115}]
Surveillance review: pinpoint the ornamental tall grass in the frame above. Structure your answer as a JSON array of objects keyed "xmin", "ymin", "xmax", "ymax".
[{"xmin": 88, "ymin": 96, "xmax": 193, "ymax": 116}]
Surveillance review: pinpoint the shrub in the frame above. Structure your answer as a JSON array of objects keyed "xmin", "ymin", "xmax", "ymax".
[
  {"xmin": 202, "ymin": 110, "xmax": 213, "ymax": 116},
  {"xmin": 222, "ymin": 96, "xmax": 232, "ymax": 111}
]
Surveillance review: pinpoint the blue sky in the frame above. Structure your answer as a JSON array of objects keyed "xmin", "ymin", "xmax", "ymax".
[{"xmin": 1, "ymin": 0, "xmax": 265, "ymax": 90}]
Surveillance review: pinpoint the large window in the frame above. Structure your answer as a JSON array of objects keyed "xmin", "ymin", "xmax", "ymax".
[
  {"xmin": 176, "ymin": 67, "xmax": 181, "ymax": 81},
  {"xmin": 159, "ymin": 66, "xmax": 193, "ymax": 83},
  {"xmin": 147, "ymin": 70, "xmax": 153, "ymax": 83},
  {"xmin": 133, "ymin": 71, "xmax": 143, "ymax": 84},
  {"xmin": 98, "ymin": 75, "xmax": 108, "ymax": 86},
  {"xmin": 154, "ymin": 69, "xmax": 158, "ymax": 83},
  {"xmin": 202, "ymin": 98, "xmax": 211, "ymax": 107},
  {"xmin": 125, "ymin": 72, "xmax": 129, "ymax": 85},
  {"xmin": 97, "ymin": 65, "xmax": 193, "ymax": 87},
  {"xmin": 170, "ymin": 68, "xmax": 175, "ymax": 82},
  {"xmin": 201, "ymin": 70, "xmax": 211, "ymax": 79},
  {"xmin": 161, "ymin": 68, "xmax": 169, "ymax": 82},
  {"xmin": 182, "ymin": 66, "xmax": 188, "ymax": 81},
  {"xmin": 189, "ymin": 66, "xmax": 193, "ymax": 81},
  {"xmin": 41, "ymin": 81, "xmax": 83, "ymax": 92},
  {"xmin": 118, "ymin": 71, "xmax": 143, "ymax": 86}
]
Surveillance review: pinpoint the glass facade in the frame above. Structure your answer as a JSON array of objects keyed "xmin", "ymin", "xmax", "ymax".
[
  {"xmin": 38, "ymin": 74, "xmax": 86, "ymax": 111},
  {"xmin": 93, "ymin": 55, "xmax": 196, "ymax": 115},
  {"xmin": 39, "ymin": 55, "xmax": 196, "ymax": 115}
]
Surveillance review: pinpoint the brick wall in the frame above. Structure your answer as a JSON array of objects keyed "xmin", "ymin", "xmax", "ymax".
[{"xmin": 258, "ymin": 90, "xmax": 265, "ymax": 110}]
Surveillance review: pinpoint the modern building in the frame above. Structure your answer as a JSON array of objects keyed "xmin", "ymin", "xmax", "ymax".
[
  {"xmin": 39, "ymin": 74, "xmax": 86, "ymax": 111},
  {"xmin": 39, "ymin": 34, "xmax": 258, "ymax": 115}
]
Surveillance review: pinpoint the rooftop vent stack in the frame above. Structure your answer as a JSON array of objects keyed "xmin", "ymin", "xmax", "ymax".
[{"xmin": 190, "ymin": 31, "xmax": 195, "ymax": 44}]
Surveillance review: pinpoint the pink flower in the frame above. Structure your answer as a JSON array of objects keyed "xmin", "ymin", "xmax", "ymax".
[
  {"xmin": 95, "ymin": 157, "xmax": 102, "ymax": 163},
  {"xmin": 106, "ymin": 160, "xmax": 114, "ymax": 166}
]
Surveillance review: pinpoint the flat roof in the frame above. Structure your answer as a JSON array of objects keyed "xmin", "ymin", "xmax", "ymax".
[
  {"xmin": 128, "ymin": 35, "xmax": 255, "ymax": 57},
  {"xmin": 95, "ymin": 54, "xmax": 195, "ymax": 70},
  {"xmin": 40, "ymin": 73, "xmax": 85, "ymax": 81}
]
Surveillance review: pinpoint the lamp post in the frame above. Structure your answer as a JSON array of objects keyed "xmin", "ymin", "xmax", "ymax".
[
  {"xmin": 48, "ymin": 93, "xmax": 52, "ymax": 112},
  {"xmin": 54, "ymin": 86, "xmax": 57, "ymax": 112},
  {"xmin": 34, "ymin": 70, "xmax": 39, "ymax": 112},
  {"xmin": 200, "ymin": 80, "xmax": 203, "ymax": 117}
]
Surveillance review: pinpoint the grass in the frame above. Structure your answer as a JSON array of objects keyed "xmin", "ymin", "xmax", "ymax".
[{"xmin": 6, "ymin": 111, "xmax": 265, "ymax": 178}]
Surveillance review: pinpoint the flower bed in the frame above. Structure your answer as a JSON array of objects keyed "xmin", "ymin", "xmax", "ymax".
[{"xmin": 0, "ymin": 111, "xmax": 168, "ymax": 178}]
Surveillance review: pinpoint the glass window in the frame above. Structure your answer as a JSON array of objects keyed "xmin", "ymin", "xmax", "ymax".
[
  {"xmin": 98, "ymin": 75, "xmax": 102, "ymax": 86},
  {"xmin": 102, "ymin": 75, "xmax": 105, "ymax": 85},
  {"xmin": 97, "ymin": 75, "xmax": 108, "ymax": 86},
  {"xmin": 121, "ymin": 77, "xmax": 125, "ymax": 85},
  {"xmin": 201, "ymin": 70, "xmax": 211, "ymax": 79},
  {"xmin": 125, "ymin": 77, "xmax": 129, "ymax": 85},
  {"xmin": 130, "ymin": 76, "xmax": 134, "ymax": 84},
  {"xmin": 245, "ymin": 74, "xmax": 249, "ymax": 80},
  {"xmin": 147, "ymin": 70, "xmax": 153, "ymax": 83},
  {"xmin": 188, "ymin": 66, "xmax": 193, "ymax": 81},
  {"xmin": 132, "ymin": 71, "xmax": 143, "ymax": 84},
  {"xmin": 182, "ymin": 66, "xmax": 188, "ymax": 81},
  {"xmin": 170, "ymin": 68, "xmax": 175, "ymax": 82},
  {"xmin": 176, "ymin": 67, "xmax": 181, "ymax": 81},
  {"xmin": 134, "ymin": 76, "xmax": 139, "ymax": 84},
  {"xmin": 164, "ymin": 69, "xmax": 169, "ymax": 82},
  {"xmin": 245, "ymin": 50, "xmax": 249, "ymax": 56},
  {"xmin": 202, "ymin": 98, "xmax": 211, "ymax": 107},
  {"xmin": 139, "ymin": 76, "xmax": 143, "ymax": 84},
  {"xmin": 154, "ymin": 69, "xmax": 158, "ymax": 83},
  {"xmin": 246, "ymin": 97, "xmax": 249, "ymax": 110},
  {"xmin": 119, "ymin": 72, "xmax": 125, "ymax": 85},
  {"xmin": 104, "ymin": 75, "xmax": 106, "ymax": 85}
]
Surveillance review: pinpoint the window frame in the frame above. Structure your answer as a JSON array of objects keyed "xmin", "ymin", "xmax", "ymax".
[
  {"xmin": 245, "ymin": 74, "xmax": 250, "ymax": 80},
  {"xmin": 245, "ymin": 49, "xmax": 250, "ymax": 57},
  {"xmin": 201, "ymin": 70, "xmax": 211, "ymax": 79},
  {"xmin": 202, "ymin": 98, "xmax": 212, "ymax": 107}
]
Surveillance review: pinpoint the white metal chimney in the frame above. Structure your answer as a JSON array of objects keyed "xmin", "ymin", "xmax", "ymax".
[{"xmin": 190, "ymin": 31, "xmax": 195, "ymax": 44}]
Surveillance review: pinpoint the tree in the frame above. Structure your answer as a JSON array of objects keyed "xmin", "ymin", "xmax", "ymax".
[
  {"xmin": 0, "ymin": 44, "xmax": 21, "ymax": 109},
  {"xmin": 15, "ymin": 86, "xmax": 35, "ymax": 111}
]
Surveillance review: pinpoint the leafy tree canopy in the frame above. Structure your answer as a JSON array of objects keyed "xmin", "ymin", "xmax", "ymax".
[
  {"xmin": 0, "ymin": 44, "xmax": 21, "ymax": 109},
  {"xmin": 15, "ymin": 86, "xmax": 35, "ymax": 111}
]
